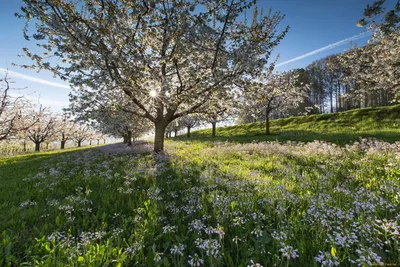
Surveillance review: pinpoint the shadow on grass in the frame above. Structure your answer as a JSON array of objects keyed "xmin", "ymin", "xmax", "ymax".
[{"xmin": 172, "ymin": 130, "xmax": 400, "ymax": 145}]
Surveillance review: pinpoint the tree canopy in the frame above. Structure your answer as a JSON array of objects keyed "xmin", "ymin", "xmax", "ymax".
[{"xmin": 18, "ymin": 0, "xmax": 288, "ymax": 151}]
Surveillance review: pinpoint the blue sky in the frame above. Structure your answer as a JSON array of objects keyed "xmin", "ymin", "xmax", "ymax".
[{"xmin": 0, "ymin": 0, "xmax": 390, "ymax": 110}]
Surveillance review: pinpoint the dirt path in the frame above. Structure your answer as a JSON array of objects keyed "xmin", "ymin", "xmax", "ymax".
[{"xmin": 94, "ymin": 141, "xmax": 153, "ymax": 155}]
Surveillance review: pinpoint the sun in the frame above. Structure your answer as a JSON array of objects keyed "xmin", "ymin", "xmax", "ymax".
[{"xmin": 149, "ymin": 89, "xmax": 157, "ymax": 98}]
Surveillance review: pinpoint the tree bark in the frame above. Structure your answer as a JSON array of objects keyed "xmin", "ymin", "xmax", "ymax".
[
  {"xmin": 265, "ymin": 110, "xmax": 271, "ymax": 135},
  {"xmin": 61, "ymin": 140, "xmax": 66, "ymax": 149},
  {"xmin": 211, "ymin": 122, "xmax": 217, "ymax": 137},
  {"xmin": 187, "ymin": 126, "xmax": 191, "ymax": 138},
  {"xmin": 127, "ymin": 130, "xmax": 132, "ymax": 146},
  {"xmin": 35, "ymin": 142, "xmax": 40, "ymax": 152},
  {"xmin": 154, "ymin": 121, "xmax": 166, "ymax": 152},
  {"xmin": 78, "ymin": 140, "xmax": 82, "ymax": 147}
]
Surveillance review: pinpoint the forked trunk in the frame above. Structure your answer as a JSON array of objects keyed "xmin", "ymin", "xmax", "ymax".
[
  {"xmin": 35, "ymin": 142, "xmax": 40, "ymax": 152},
  {"xmin": 127, "ymin": 130, "xmax": 132, "ymax": 146},
  {"xmin": 211, "ymin": 122, "xmax": 217, "ymax": 137},
  {"xmin": 154, "ymin": 121, "xmax": 166, "ymax": 152}
]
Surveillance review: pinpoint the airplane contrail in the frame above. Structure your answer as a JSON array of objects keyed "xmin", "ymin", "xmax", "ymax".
[
  {"xmin": 276, "ymin": 31, "xmax": 372, "ymax": 67},
  {"xmin": 0, "ymin": 68, "xmax": 70, "ymax": 89}
]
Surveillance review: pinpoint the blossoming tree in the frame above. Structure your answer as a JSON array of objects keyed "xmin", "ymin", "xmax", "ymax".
[
  {"xmin": 338, "ymin": 0, "xmax": 400, "ymax": 102},
  {"xmin": 18, "ymin": 0, "xmax": 288, "ymax": 151},
  {"xmin": 0, "ymin": 73, "xmax": 36, "ymax": 141},
  {"xmin": 245, "ymin": 71, "xmax": 308, "ymax": 135}
]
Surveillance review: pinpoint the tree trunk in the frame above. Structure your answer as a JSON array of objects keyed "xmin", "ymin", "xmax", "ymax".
[
  {"xmin": 78, "ymin": 140, "xmax": 82, "ymax": 147},
  {"xmin": 265, "ymin": 110, "xmax": 271, "ymax": 135},
  {"xmin": 104, "ymin": 139, "xmax": 106, "ymax": 144},
  {"xmin": 187, "ymin": 126, "xmax": 191, "ymax": 138},
  {"xmin": 211, "ymin": 122, "xmax": 217, "ymax": 137},
  {"xmin": 154, "ymin": 121, "xmax": 166, "ymax": 152},
  {"xmin": 174, "ymin": 129, "xmax": 178, "ymax": 137},
  {"xmin": 61, "ymin": 140, "xmax": 66, "ymax": 150},
  {"xmin": 89, "ymin": 140, "xmax": 92, "ymax": 145},
  {"xmin": 97, "ymin": 140, "xmax": 100, "ymax": 145},
  {"xmin": 23, "ymin": 141, "xmax": 27, "ymax": 152},
  {"xmin": 337, "ymin": 80, "xmax": 341, "ymax": 112},
  {"xmin": 123, "ymin": 135, "xmax": 128, "ymax": 144},
  {"xmin": 127, "ymin": 130, "xmax": 132, "ymax": 146},
  {"xmin": 330, "ymin": 87, "xmax": 333, "ymax": 113},
  {"xmin": 35, "ymin": 142, "xmax": 40, "ymax": 152}
]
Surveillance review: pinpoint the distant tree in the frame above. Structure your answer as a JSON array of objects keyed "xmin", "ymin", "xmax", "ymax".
[
  {"xmin": 166, "ymin": 120, "xmax": 182, "ymax": 138},
  {"xmin": 72, "ymin": 124, "xmax": 92, "ymax": 147},
  {"xmin": 305, "ymin": 60, "xmax": 326, "ymax": 113},
  {"xmin": 56, "ymin": 112, "xmax": 76, "ymax": 149},
  {"xmin": 246, "ymin": 71, "xmax": 308, "ymax": 135},
  {"xmin": 18, "ymin": 0, "xmax": 289, "ymax": 152},
  {"xmin": 24, "ymin": 105, "xmax": 56, "ymax": 152},
  {"xmin": 179, "ymin": 115, "xmax": 201, "ymax": 138},
  {"xmin": 201, "ymin": 99, "xmax": 237, "ymax": 137},
  {"xmin": 0, "ymin": 73, "xmax": 36, "ymax": 141}
]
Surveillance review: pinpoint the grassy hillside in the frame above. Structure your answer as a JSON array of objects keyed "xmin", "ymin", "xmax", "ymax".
[{"xmin": 189, "ymin": 105, "xmax": 400, "ymax": 143}]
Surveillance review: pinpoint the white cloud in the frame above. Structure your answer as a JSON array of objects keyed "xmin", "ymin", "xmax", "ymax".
[
  {"xmin": 12, "ymin": 93, "xmax": 70, "ymax": 110},
  {"xmin": 0, "ymin": 68, "xmax": 70, "ymax": 89},
  {"xmin": 276, "ymin": 31, "xmax": 372, "ymax": 67}
]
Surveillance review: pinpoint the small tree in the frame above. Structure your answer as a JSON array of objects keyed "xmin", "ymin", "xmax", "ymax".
[
  {"xmin": 179, "ymin": 115, "xmax": 201, "ymax": 138},
  {"xmin": 24, "ymin": 105, "xmax": 56, "ymax": 152},
  {"xmin": 72, "ymin": 124, "xmax": 92, "ymax": 147},
  {"xmin": 0, "ymin": 73, "xmax": 36, "ymax": 141},
  {"xmin": 202, "ymin": 101, "xmax": 237, "ymax": 137},
  {"xmin": 56, "ymin": 112, "xmax": 76, "ymax": 150},
  {"xmin": 246, "ymin": 71, "xmax": 308, "ymax": 135}
]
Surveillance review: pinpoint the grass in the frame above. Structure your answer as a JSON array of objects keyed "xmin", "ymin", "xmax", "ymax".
[
  {"xmin": 1, "ymin": 106, "xmax": 400, "ymax": 266},
  {"xmin": 186, "ymin": 105, "xmax": 400, "ymax": 144}
]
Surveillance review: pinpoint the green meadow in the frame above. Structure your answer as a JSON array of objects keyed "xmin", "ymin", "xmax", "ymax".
[{"xmin": 1, "ymin": 106, "xmax": 400, "ymax": 267}]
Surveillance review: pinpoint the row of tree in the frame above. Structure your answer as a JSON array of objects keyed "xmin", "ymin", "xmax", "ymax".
[{"xmin": 0, "ymin": 74, "xmax": 112, "ymax": 152}]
